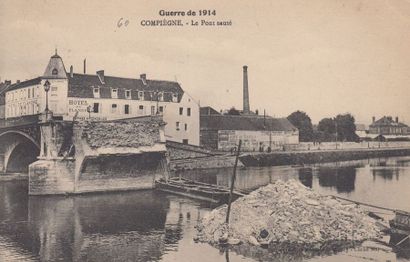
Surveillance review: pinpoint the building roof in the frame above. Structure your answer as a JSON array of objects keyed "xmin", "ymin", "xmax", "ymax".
[
  {"xmin": 355, "ymin": 124, "xmax": 367, "ymax": 131},
  {"xmin": 200, "ymin": 106, "xmax": 220, "ymax": 116},
  {"xmin": 67, "ymin": 73, "xmax": 184, "ymax": 101},
  {"xmin": 43, "ymin": 51, "xmax": 68, "ymax": 79},
  {"xmin": 370, "ymin": 116, "xmax": 408, "ymax": 128},
  {"xmin": 5, "ymin": 77, "xmax": 42, "ymax": 92},
  {"xmin": 200, "ymin": 115, "xmax": 298, "ymax": 132}
]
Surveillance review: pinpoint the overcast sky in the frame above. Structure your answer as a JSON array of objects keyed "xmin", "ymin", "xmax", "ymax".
[{"xmin": 1, "ymin": 0, "xmax": 409, "ymax": 125}]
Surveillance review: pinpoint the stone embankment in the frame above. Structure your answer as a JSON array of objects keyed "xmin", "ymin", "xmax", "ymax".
[
  {"xmin": 196, "ymin": 180, "xmax": 380, "ymax": 250},
  {"xmin": 240, "ymin": 147, "xmax": 410, "ymax": 167}
]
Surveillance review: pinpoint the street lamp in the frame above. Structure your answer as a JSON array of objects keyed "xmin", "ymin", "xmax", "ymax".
[
  {"xmin": 87, "ymin": 105, "xmax": 92, "ymax": 119},
  {"xmin": 155, "ymin": 90, "xmax": 160, "ymax": 115},
  {"xmin": 43, "ymin": 80, "xmax": 50, "ymax": 119}
]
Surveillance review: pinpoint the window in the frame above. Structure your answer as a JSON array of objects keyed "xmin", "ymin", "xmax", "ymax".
[
  {"xmin": 93, "ymin": 87, "xmax": 100, "ymax": 98},
  {"xmin": 151, "ymin": 106, "xmax": 155, "ymax": 115},
  {"xmin": 111, "ymin": 88, "xmax": 118, "ymax": 99},
  {"xmin": 159, "ymin": 106, "xmax": 164, "ymax": 113},
  {"xmin": 184, "ymin": 123, "xmax": 188, "ymax": 131},
  {"xmin": 172, "ymin": 93, "xmax": 178, "ymax": 102},
  {"xmin": 187, "ymin": 108, "xmax": 191, "ymax": 116},
  {"xmin": 182, "ymin": 139, "xmax": 189, "ymax": 145},
  {"xmin": 179, "ymin": 107, "xmax": 183, "ymax": 115},
  {"xmin": 32, "ymin": 88, "xmax": 35, "ymax": 98},
  {"xmin": 176, "ymin": 122, "xmax": 180, "ymax": 130},
  {"xmin": 125, "ymin": 90, "xmax": 131, "ymax": 99},
  {"xmin": 139, "ymin": 105, "xmax": 144, "ymax": 110},
  {"xmin": 51, "ymin": 86, "xmax": 58, "ymax": 91},
  {"xmin": 124, "ymin": 104, "xmax": 130, "ymax": 114},
  {"xmin": 93, "ymin": 103, "xmax": 99, "ymax": 113},
  {"xmin": 138, "ymin": 91, "xmax": 144, "ymax": 100},
  {"xmin": 111, "ymin": 104, "xmax": 117, "ymax": 113},
  {"xmin": 52, "ymin": 68, "xmax": 58, "ymax": 75},
  {"xmin": 28, "ymin": 89, "xmax": 30, "ymax": 98},
  {"xmin": 158, "ymin": 92, "xmax": 164, "ymax": 101}
]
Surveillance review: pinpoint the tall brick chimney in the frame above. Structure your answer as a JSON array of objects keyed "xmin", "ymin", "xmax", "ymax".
[
  {"xmin": 396, "ymin": 116, "xmax": 399, "ymax": 123},
  {"xmin": 243, "ymin": 65, "xmax": 250, "ymax": 114}
]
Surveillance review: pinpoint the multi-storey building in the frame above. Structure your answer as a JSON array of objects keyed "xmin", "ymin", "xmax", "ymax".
[
  {"xmin": 4, "ymin": 51, "xmax": 200, "ymax": 145},
  {"xmin": 369, "ymin": 116, "xmax": 409, "ymax": 136}
]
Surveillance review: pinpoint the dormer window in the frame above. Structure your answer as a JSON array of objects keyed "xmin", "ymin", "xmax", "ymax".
[
  {"xmin": 158, "ymin": 92, "xmax": 164, "ymax": 101},
  {"xmin": 138, "ymin": 91, "xmax": 144, "ymax": 100},
  {"xmin": 172, "ymin": 93, "xmax": 178, "ymax": 102},
  {"xmin": 111, "ymin": 88, "xmax": 118, "ymax": 99},
  {"xmin": 125, "ymin": 90, "xmax": 131, "ymax": 99},
  {"xmin": 52, "ymin": 68, "xmax": 58, "ymax": 75},
  {"xmin": 93, "ymin": 87, "xmax": 100, "ymax": 98}
]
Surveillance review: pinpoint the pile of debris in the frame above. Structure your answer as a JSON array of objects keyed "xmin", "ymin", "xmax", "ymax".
[
  {"xmin": 78, "ymin": 118, "xmax": 164, "ymax": 148},
  {"xmin": 196, "ymin": 179, "xmax": 381, "ymax": 249}
]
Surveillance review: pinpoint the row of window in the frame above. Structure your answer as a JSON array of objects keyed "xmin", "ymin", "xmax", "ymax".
[
  {"xmin": 93, "ymin": 87, "xmax": 178, "ymax": 102},
  {"xmin": 91, "ymin": 102, "xmax": 164, "ymax": 115},
  {"xmin": 6, "ymin": 87, "xmax": 40, "ymax": 102},
  {"xmin": 179, "ymin": 107, "xmax": 191, "ymax": 116},
  {"xmin": 176, "ymin": 122, "xmax": 189, "ymax": 131},
  {"xmin": 6, "ymin": 102, "xmax": 39, "ymax": 117}
]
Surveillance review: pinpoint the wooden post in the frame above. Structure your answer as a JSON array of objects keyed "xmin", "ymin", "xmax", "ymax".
[{"xmin": 226, "ymin": 140, "xmax": 242, "ymax": 224}]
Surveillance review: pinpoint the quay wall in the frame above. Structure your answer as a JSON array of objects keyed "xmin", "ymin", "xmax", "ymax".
[
  {"xmin": 289, "ymin": 141, "xmax": 410, "ymax": 151},
  {"xmin": 170, "ymin": 155, "xmax": 243, "ymax": 171},
  {"xmin": 240, "ymin": 147, "xmax": 410, "ymax": 167}
]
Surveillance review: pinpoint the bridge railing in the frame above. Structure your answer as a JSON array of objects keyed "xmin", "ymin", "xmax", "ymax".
[{"xmin": 0, "ymin": 114, "xmax": 40, "ymax": 129}]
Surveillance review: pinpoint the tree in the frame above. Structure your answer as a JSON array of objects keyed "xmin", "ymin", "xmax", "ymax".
[
  {"xmin": 317, "ymin": 118, "xmax": 336, "ymax": 141},
  {"xmin": 287, "ymin": 111, "xmax": 314, "ymax": 142},
  {"xmin": 334, "ymin": 114, "xmax": 358, "ymax": 142},
  {"xmin": 226, "ymin": 107, "xmax": 240, "ymax": 115}
]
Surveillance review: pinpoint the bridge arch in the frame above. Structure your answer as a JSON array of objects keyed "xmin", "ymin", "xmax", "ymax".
[{"xmin": 0, "ymin": 130, "xmax": 40, "ymax": 173}]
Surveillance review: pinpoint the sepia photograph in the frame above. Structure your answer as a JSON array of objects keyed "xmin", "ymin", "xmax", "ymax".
[{"xmin": 1, "ymin": 0, "xmax": 410, "ymax": 261}]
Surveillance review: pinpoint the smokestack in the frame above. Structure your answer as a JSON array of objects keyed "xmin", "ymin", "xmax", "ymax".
[
  {"xmin": 70, "ymin": 65, "xmax": 73, "ymax": 77},
  {"xmin": 396, "ymin": 116, "xmax": 399, "ymax": 123},
  {"xmin": 83, "ymin": 58, "xmax": 86, "ymax": 74},
  {"xmin": 372, "ymin": 116, "xmax": 375, "ymax": 123},
  {"xmin": 243, "ymin": 65, "xmax": 250, "ymax": 114}
]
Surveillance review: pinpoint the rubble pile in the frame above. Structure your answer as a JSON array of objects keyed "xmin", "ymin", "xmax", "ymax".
[
  {"xmin": 78, "ymin": 119, "xmax": 163, "ymax": 148},
  {"xmin": 196, "ymin": 180, "xmax": 380, "ymax": 249}
]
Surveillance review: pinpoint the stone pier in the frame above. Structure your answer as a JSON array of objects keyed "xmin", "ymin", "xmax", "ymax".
[{"xmin": 29, "ymin": 113, "xmax": 168, "ymax": 195}]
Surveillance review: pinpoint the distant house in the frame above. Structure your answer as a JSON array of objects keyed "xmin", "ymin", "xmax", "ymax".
[
  {"xmin": 0, "ymin": 81, "xmax": 12, "ymax": 119},
  {"xmin": 369, "ymin": 116, "xmax": 409, "ymax": 135},
  {"xmin": 368, "ymin": 116, "xmax": 410, "ymax": 141},
  {"xmin": 200, "ymin": 106, "xmax": 220, "ymax": 116},
  {"xmin": 200, "ymin": 113, "xmax": 299, "ymax": 151}
]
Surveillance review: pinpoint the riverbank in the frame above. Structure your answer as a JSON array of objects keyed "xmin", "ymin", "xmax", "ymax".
[{"xmin": 240, "ymin": 147, "xmax": 410, "ymax": 167}]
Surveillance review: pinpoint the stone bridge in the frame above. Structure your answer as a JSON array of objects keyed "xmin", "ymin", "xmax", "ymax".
[{"xmin": 0, "ymin": 115, "xmax": 41, "ymax": 173}]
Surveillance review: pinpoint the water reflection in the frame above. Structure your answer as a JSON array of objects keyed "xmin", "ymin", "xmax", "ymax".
[
  {"xmin": 298, "ymin": 168, "xmax": 313, "ymax": 188},
  {"xmin": 372, "ymin": 168, "xmax": 400, "ymax": 181},
  {"xmin": 1, "ymin": 156, "xmax": 410, "ymax": 261},
  {"xmin": 317, "ymin": 166, "xmax": 356, "ymax": 193}
]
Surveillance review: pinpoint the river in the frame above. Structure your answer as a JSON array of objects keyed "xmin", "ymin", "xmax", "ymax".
[{"xmin": 0, "ymin": 156, "xmax": 410, "ymax": 261}]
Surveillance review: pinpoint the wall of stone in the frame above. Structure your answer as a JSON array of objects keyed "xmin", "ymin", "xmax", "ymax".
[
  {"xmin": 166, "ymin": 141, "xmax": 215, "ymax": 160},
  {"xmin": 169, "ymin": 155, "xmax": 243, "ymax": 171},
  {"xmin": 76, "ymin": 153, "xmax": 164, "ymax": 193},
  {"xmin": 29, "ymin": 159, "xmax": 75, "ymax": 195},
  {"xmin": 240, "ymin": 148, "xmax": 410, "ymax": 167}
]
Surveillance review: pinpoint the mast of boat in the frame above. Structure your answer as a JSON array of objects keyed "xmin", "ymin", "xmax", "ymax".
[{"xmin": 226, "ymin": 140, "xmax": 242, "ymax": 224}]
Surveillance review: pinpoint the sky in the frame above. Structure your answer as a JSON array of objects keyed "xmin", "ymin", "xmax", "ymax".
[{"xmin": 1, "ymin": 0, "xmax": 409, "ymax": 125}]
